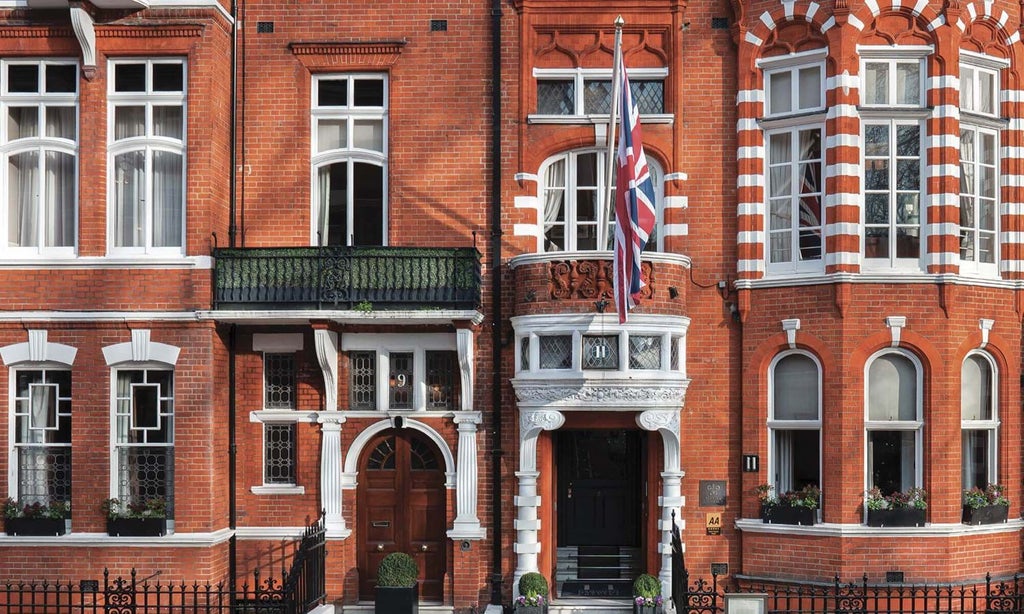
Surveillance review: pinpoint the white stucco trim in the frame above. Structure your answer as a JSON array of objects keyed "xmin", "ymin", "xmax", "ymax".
[
  {"xmin": 0, "ymin": 330, "xmax": 77, "ymax": 366},
  {"xmin": 102, "ymin": 329, "xmax": 180, "ymax": 366}
]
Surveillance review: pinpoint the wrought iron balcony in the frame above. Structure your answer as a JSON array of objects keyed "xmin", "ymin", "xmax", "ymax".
[{"xmin": 213, "ymin": 246, "xmax": 482, "ymax": 310}]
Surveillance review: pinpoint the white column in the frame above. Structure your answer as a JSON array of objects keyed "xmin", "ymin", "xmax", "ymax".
[
  {"xmin": 448, "ymin": 412, "xmax": 486, "ymax": 540},
  {"xmin": 314, "ymin": 329, "xmax": 339, "ymax": 411},
  {"xmin": 513, "ymin": 409, "xmax": 564, "ymax": 596},
  {"xmin": 318, "ymin": 414, "xmax": 351, "ymax": 538},
  {"xmin": 637, "ymin": 409, "xmax": 683, "ymax": 601}
]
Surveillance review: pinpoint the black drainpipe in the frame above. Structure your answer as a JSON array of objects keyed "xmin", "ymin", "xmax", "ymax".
[
  {"xmin": 227, "ymin": 0, "xmax": 239, "ymax": 595},
  {"xmin": 489, "ymin": 0, "xmax": 504, "ymax": 606},
  {"xmin": 228, "ymin": 1, "xmax": 238, "ymax": 249}
]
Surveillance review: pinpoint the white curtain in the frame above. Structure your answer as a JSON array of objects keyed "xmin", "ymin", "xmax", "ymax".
[
  {"xmin": 113, "ymin": 151, "xmax": 144, "ymax": 248},
  {"xmin": 542, "ymin": 158, "xmax": 566, "ymax": 250},
  {"xmin": 318, "ymin": 165, "xmax": 331, "ymax": 246},
  {"xmin": 8, "ymin": 151, "xmax": 38, "ymax": 247},
  {"xmin": 768, "ymin": 133, "xmax": 792, "ymax": 262},
  {"xmin": 44, "ymin": 151, "xmax": 74, "ymax": 247},
  {"xmin": 774, "ymin": 431, "xmax": 794, "ymax": 493}
]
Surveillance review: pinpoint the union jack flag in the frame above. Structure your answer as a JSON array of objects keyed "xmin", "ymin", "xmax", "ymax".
[{"xmin": 613, "ymin": 55, "xmax": 657, "ymax": 324}]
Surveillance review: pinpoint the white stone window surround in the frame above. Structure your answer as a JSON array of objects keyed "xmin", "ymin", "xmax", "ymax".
[
  {"xmin": 529, "ymin": 66, "xmax": 673, "ymax": 125},
  {"xmin": 341, "ymin": 332, "xmax": 471, "ymax": 413},
  {"xmin": 106, "ymin": 57, "xmax": 187, "ymax": 258}
]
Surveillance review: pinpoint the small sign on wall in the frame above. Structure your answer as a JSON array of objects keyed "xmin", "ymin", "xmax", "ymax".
[
  {"xmin": 699, "ymin": 480, "xmax": 727, "ymax": 507},
  {"xmin": 705, "ymin": 513, "xmax": 722, "ymax": 535}
]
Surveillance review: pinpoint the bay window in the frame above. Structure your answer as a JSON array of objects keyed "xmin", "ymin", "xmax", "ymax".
[
  {"xmin": 108, "ymin": 59, "xmax": 186, "ymax": 255},
  {"xmin": 312, "ymin": 74, "xmax": 386, "ymax": 247},
  {"xmin": 2, "ymin": 60, "xmax": 77, "ymax": 256}
]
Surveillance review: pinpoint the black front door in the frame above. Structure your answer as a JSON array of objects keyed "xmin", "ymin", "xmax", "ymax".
[{"xmin": 557, "ymin": 429, "xmax": 641, "ymax": 546}]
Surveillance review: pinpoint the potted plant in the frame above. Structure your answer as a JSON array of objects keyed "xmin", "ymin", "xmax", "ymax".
[
  {"xmin": 102, "ymin": 497, "xmax": 167, "ymax": 536},
  {"xmin": 757, "ymin": 483, "xmax": 819, "ymax": 525},
  {"xmin": 514, "ymin": 571, "xmax": 548, "ymax": 613},
  {"xmin": 865, "ymin": 487, "xmax": 927, "ymax": 527},
  {"xmin": 632, "ymin": 573, "xmax": 664, "ymax": 613},
  {"xmin": 962, "ymin": 484, "xmax": 1009, "ymax": 525},
  {"xmin": 3, "ymin": 498, "xmax": 69, "ymax": 536},
  {"xmin": 375, "ymin": 551, "xmax": 419, "ymax": 614}
]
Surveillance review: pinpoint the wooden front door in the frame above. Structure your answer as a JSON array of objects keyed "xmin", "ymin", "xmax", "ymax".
[
  {"xmin": 358, "ymin": 429, "xmax": 447, "ymax": 601},
  {"xmin": 557, "ymin": 429, "xmax": 641, "ymax": 546}
]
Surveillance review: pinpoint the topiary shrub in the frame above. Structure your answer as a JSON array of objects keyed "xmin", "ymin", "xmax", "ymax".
[
  {"xmin": 518, "ymin": 571, "xmax": 549, "ymax": 598},
  {"xmin": 377, "ymin": 552, "xmax": 419, "ymax": 587},
  {"xmin": 633, "ymin": 573, "xmax": 661, "ymax": 598}
]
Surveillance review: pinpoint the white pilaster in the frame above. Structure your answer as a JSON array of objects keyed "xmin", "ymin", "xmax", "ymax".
[
  {"xmin": 448, "ymin": 412, "xmax": 486, "ymax": 540},
  {"xmin": 318, "ymin": 414, "xmax": 351, "ymax": 538},
  {"xmin": 637, "ymin": 409, "xmax": 683, "ymax": 601},
  {"xmin": 513, "ymin": 409, "xmax": 565, "ymax": 595},
  {"xmin": 456, "ymin": 329, "xmax": 475, "ymax": 411}
]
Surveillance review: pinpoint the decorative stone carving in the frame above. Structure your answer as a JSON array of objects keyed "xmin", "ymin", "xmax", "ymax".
[
  {"xmin": 637, "ymin": 409, "xmax": 679, "ymax": 433},
  {"xmin": 519, "ymin": 409, "xmax": 565, "ymax": 440},
  {"xmin": 549, "ymin": 260, "xmax": 654, "ymax": 301},
  {"xmin": 512, "ymin": 381, "xmax": 687, "ymax": 408}
]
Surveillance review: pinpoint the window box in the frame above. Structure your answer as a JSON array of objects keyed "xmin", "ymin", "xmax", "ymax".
[
  {"xmin": 866, "ymin": 508, "xmax": 925, "ymax": 527},
  {"xmin": 633, "ymin": 605, "xmax": 663, "ymax": 614},
  {"xmin": 514, "ymin": 605, "xmax": 547, "ymax": 614},
  {"xmin": 106, "ymin": 518, "xmax": 166, "ymax": 537},
  {"xmin": 4, "ymin": 517, "xmax": 67, "ymax": 536},
  {"xmin": 962, "ymin": 504, "xmax": 1008, "ymax": 525},
  {"xmin": 760, "ymin": 505, "xmax": 817, "ymax": 526},
  {"xmin": 374, "ymin": 583, "xmax": 418, "ymax": 614}
]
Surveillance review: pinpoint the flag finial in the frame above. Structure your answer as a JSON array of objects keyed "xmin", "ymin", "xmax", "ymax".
[{"xmin": 615, "ymin": 15, "xmax": 624, "ymax": 27}]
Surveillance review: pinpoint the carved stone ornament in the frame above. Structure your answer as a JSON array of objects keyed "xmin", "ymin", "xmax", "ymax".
[
  {"xmin": 512, "ymin": 380, "xmax": 687, "ymax": 409},
  {"xmin": 549, "ymin": 260, "xmax": 654, "ymax": 301},
  {"xmin": 519, "ymin": 410, "xmax": 565, "ymax": 440},
  {"xmin": 637, "ymin": 409, "xmax": 679, "ymax": 433}
]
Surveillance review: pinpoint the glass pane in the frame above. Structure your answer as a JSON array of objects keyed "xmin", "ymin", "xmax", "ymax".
[
  {"xmin": 631, "ymin": 80, "xmax": 664, "ymax": 114},
  {"xmin": 8, "ymin": 65, "xmax": 38, "ymax": 93},
  {"xmin": 864, "ymin": 125, "xmax": 889, "ymax": 156},
  {"xmin": 773, "ymin": 354, "xmax": 819, "ymax": 420},
  {"xmin": 153, "ymin": 63, "xmax": 183, "ymax": 92},
  {"xmin": 979, "ymin": 71, "xmax": 995, "ymax": 114},
  {"xmin": 28, "ymin": 384, "xmax": 57, "ymax": 430},
  {"xmin": 961, "ymin": 355, "xmax": 992, "ymax": 421},
  {"xmin": 520, "ymin": 337, "xmax": 530, "ymax": 371},
  {"xmin": 114, "ymin": 64, "xmax": 146, "ymax": 92},
  {"xmin": 869, "ymin": 430, "xmax": 916, "ymax": 495},
  {"xmin": 8, "ymin": 151, "xmax": 39, "ymax": 248},
  {"xmin": 798, "ymin": 228, "xmax": 822, "ymax": 260},
  {"xmin": 132, "ymin": 384, "xmax": 160, "ymax": 429},
  {"xmin": 960, "ymin": 66, "xmax": 975, "ymax": 110},
  {"xmin": 583, "ymin": 80, "xmax": 612, "ymax": 114},
  {"xmin": 980, "ymin": 133, "xmax": 996, "ymax": 165},
  {"xmin": 264, "ymin": 424, "xmax": 296, "ymax": 484},
  {"xmin": 868, "ymin": 354, "xmax": 917, "ymax": 421},
  {"xmin": 769, "ymin": 198, "xmax": 790, "ymax": 230},
  {"xmin": 979, "ymin": 199, "xmax": 995, "ymax": 230},
  {"xmin": 388, "ymin": 352, "xmax": 413, "ymax": 409},
  {"xmin": 896, "ymin": 226, "xmax": 919, "ymax": 259},
  {"xmin": 865, "ymin": 162, "xmax": 888, "ymax": 190},
  {"xmin": 112, "ymin": 151, "xmax": 145, "ymax": 248},
  {"xmin": 264, "ymin": 354, "xmax": 295, "ymax": 409},
  {"xmin": 896, "ymin": 160, "xmax": 920, "ymax": 190},
  {"xmin": 154, "ymin": 106, "xmax": 183, "ymax": 140},
  {"xmin": 152, "ymin": 151, "xmax": 183, "ymax": 248},
  {"xmin": 896, "ymin": 193, "xmax": 919, "ymax": 224},
  {"xmin": 318, "ymin": 119, "xmax": 346, "ymax": 152},
  {"xmin": 349, "ymin": 351, "xmax": 376, "ymax": 410},
  {"xmin": 768, "ymin": 71, "xmax": 792, "ymax": 115},
  {"xmin": 353, "ymin": 79, "xmax": 384, "ymax": 106},
  {"xmin": 979, "ymin": 165, "xmax": 995, "ymax": 199},
  {"xmin": 318, "ymin": 79, "xmax": 347, "ymax": 107},
  {"xmin": 353, "ymin": 119, "xmax": 383, "ymax": 151},
  {"xmin": 582, "ymin": 335, "xmax": 618, "ymax": 369},
  {"xmin": 8, "ymin": 107, "xmax": 38, "ymax": 140},
  {"xmin": 629, "ymin": 335, "xmax": 661, "ymax": 369},
  {"xmin": 45, "ymin": 64, "xmax": 76, "ymax": 93},
  {"xmin": 962, "ymin": 430, "xmax": 989, "ymax": 491},
  {"xmin": 322, "ymin": 162, "xmax": 348, "ymax": 246},
  {"xmin": 425, "ymin": 351, "xmax": 456, "ymax": 410},
  {"xmin": 797, "ymin": 67, "xmax": 821, "ymax": 110},
  {"xmin": 114, "ymin": 106, "xmax": 145, "ymax": 140},
  {"xmin": 896, "ymin": 63, "xmax": 920, "ymax": 104},
  {"xmin": 864, "ymin": 63, "xmax": 887, "ymax": 105},
  {"xmin": 44, "ymin": 151, "xmax": 75, "ymax": 248},
  {"xmin": 537, "ymin": 80, "xmax": 574, "ymax": 114},
  {"xmin": 774, "ymin": 429, "xmax": 821, "ymax": 492},
  {"xmin": 45, "ymin": 107, "xmax": 75, "ymax": 140},
  {"xmin": 352, "ymin": 162, "xmax": 383, "ymax": 246},
  {"xmin": 865, "ymin": 192, "xmax": 889, "ymax": 225},
  {"xmin": 895, "ymin": 125, "xmax": 920, "ymax": 157},
  {"xmin": 768, "ymin": 132, "xmax": 792, "ymax": 164},
  {"xmin": 769, "ymin": 231, "xmax": 791, "ymax": 263},
  {"xmin": 539, "ymin": 335, "xmax": 572, "ymax": 369}
]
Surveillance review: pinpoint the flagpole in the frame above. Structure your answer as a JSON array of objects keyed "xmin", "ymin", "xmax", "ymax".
[{"xmin": 603, "ymin": 16, "xmax": 624, "ymax": 250}]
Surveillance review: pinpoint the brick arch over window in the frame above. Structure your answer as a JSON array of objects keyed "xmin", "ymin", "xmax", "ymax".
[
  {"xmin": 849, "ymin": 329, "xmax": 941, "ymax": 382},
  {"xmin": 742, "ymin": 3, "xmax": 831, "ymax": 52},
  {"xmin": 747, "ymin": 330, "xmax": 836, "ymax": 422}
]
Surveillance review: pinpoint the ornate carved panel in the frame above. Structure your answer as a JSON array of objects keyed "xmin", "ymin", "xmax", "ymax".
[{"xmin": 549, "ymin": 259, "xmax": 654, "ymax": 301}]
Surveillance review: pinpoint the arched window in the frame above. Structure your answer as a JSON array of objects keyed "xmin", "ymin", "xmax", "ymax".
[
  {"xmin": 962, "ymin": 352, "xmax": 997, "ymax": 490},
  {"xmin": 768, "ymin": 352, "xmax": 821, "ymax": 495},
  {"xmin": 538, "ymin": 149, "xmax": 662, "ymax": 252},
  {"xmin": 865, "ymin": 351, "xmax": 923, "ymax": 495},
  {"xmin": 312, "ymin": 74, "xmax": 387, "ymax": 247}
]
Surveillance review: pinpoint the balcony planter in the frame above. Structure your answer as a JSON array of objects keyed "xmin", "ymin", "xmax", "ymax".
[
  {"xmin": 633, "ymin": 606, "xmax": 663, "ymax": 614},
  {"xmin": 760, "ymin": 505, "xmax": 817, "ymax": 526},
  {"xmin": 962, "ymin": 504, "xmax": 1008, "ymax": 525},
  {"xmin": 106, "ymin": 518, "xmax": 166, "ymax": 537},
  {"xmin": 866, "ymin": 508, "xmax": 925, "ymax": 527},
  {"xmin": 4, "ymin": 517, "xmax": 67, "ymax": 536},
  {"xmin": 374, "ymin": 583, "xmax": 418, "ymax": 614}
]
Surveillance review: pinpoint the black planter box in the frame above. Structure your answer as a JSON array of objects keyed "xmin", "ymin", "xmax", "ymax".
[
  {"xmin": 962, "ymin": 504, "xmax": 1009, "ymax": 525},
  {"xmin": 514, "ymin": 605, "xmax": 547, "ymax": 614},
  {"xmin": 760, "ymin": 505, "xmax": 817, "ymax": 525},
  {"xmin": 375, "ymin": 583, "xmax": 418, "ymax": 614},
  {"xmin": 633, "ymin": 604, "xmax": 663, "ymax": 614},
  {"xmin": 106, "ymin": 518, "xmax": 166, "ymax": 537},
  {"xmin": 4, "ymin": 517, "xmax": 67, "ymax": 536},
  {"xmin": 866, "ymin": 508, "xmax": 925, "ymax": 527}
]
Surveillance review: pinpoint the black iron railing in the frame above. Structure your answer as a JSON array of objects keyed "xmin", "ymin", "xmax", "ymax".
[
  {"xmin": 212, "ymin": 246, "xmax": 482, "ymax": 310},
  {"xmin": 0, "ymin": 514, "xmax": 326, "ymax": 613}
]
